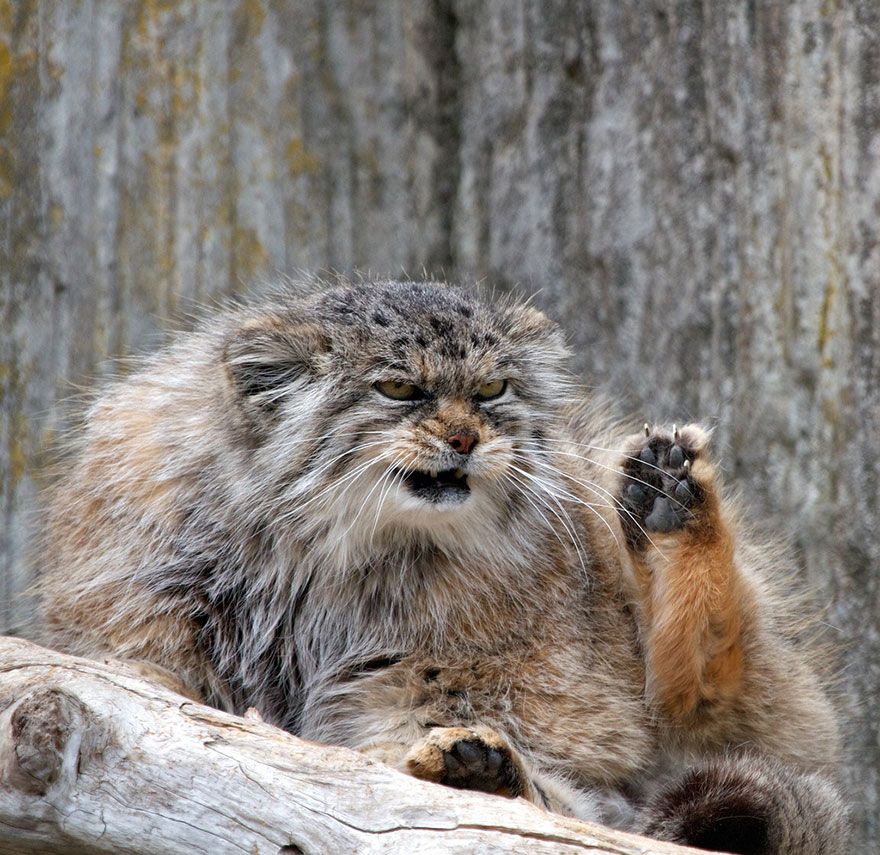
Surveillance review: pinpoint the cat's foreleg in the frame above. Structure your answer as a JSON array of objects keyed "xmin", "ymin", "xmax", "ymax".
[{"xmin": 617, "ymin": 423, "xmax": 750, "ymax": 721}]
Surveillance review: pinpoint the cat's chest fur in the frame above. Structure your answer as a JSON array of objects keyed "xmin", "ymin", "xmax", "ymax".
[{"xmin": 277, "ymin": 543, "xmax": 654, "ymax": 784}]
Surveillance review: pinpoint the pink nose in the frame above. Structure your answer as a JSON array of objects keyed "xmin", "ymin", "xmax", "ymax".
[{"xmin": 447, "ymin": 431, "xmax": 478, "ymax": 455}]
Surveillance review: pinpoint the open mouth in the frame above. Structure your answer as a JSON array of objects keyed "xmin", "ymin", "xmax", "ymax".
[{"xmin": 401, "ymin": 467, "xmax": 470, "ymax": 504}]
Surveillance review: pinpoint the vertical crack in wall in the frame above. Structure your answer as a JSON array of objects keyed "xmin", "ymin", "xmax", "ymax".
[{"xmin": 425, "ymin": 0, "xmax": 462, "ymax": 277}]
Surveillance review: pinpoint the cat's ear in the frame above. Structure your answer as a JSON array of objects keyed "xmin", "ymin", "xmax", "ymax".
[
  {"xmin": 508, "ymin": 306, "xmax": 570, "ymax": 359},
  {"xmin": 223, "ymin": 315, "xmax": 331, "ymax": 415}
]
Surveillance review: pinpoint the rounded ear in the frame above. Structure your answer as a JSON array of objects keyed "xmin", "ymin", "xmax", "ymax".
[
  {"xmin": 507, "ymin": 306, "xmax": 571, "ymax": 360},
  {"xmin": 223, "ymin": 316, "xmax": 331, "ymax": 416}
]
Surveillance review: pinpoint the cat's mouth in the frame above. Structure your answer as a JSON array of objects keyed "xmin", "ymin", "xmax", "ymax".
[{"xmin": 400, "ymin": 466, "xmax": 471, "ymax": 504}]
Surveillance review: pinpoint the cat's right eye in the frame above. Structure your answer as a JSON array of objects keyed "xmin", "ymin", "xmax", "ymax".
[{"xmin": 374, "ymin": 380, "xmax": 425, "ymax": 401}]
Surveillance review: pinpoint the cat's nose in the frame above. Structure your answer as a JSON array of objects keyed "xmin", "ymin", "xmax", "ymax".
[{"xmin": 447, "ymin": 431, "xmax": 478, "ymax": 455}]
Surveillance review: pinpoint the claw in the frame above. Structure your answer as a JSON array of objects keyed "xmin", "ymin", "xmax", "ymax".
[
  {"xmin": 683, "ymin": 458, "xmax": 691, "ymax": 471},
  {"xmin": 644, "ymin": 422, "xmax": 650, "ymax": 437}
]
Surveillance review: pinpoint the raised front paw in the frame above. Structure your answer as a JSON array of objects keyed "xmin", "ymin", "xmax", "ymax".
[
  {"xmin": 618, "ymin": 423, "xmax": 715, "ymax": 547},
  {"xmin": 403, "ymin": 725, "xmax": 531, "ymax": 800}
]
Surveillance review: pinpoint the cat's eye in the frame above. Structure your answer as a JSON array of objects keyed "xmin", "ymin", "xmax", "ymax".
[
  {"xmin": 475, "ymin": 379, "xmax": 507, "ymax": 400},
  {"xmin": 375, "ymin": 380, "xmax": 425, "ymax": 401}
]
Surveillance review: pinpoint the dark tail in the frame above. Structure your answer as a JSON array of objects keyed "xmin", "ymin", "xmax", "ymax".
[{"xmin": 636, "ymin": 755, "xmax": 849, "ymax": 854}]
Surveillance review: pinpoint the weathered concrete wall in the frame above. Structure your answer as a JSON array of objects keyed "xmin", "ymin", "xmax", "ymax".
[{"xmin": 1, "ymin": 0, "xmax": 877, "ymax": 847}]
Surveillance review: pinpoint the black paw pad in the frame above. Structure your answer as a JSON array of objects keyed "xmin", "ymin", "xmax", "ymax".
[
  {"xmin": 668, "ymin": 444, "xmax": 685, "ymax": 470},
  {"xmin": 619, "ymin": 429, "xmax": 704, "ymax": 546},
  {"xmin": 441, "ymin": 739, "xmax": 523, "ymax": 796},
  {"xmin": 645, "ymin": 497, "xmax": 680, "ymax": 533}
]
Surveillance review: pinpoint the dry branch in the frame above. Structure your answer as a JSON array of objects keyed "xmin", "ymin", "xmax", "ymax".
[{"xmin": 0, "ymin": 637, "xmax": 705, "ymax": 854}]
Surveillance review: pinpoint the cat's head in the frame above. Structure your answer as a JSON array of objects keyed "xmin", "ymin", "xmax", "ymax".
[{"xmin": 223, "ymin": 280, "xmax": 575, "ymax": 553}]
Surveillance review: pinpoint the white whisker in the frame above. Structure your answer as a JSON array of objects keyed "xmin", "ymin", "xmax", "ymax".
[
  {"xmin": 500, "ymin": 471, "xmax": 579, "ymax": 564},
  {"xmin": 536, "ymin": 436, "xmax": 687, "ymax": 484},
  {"xmin": 368, "ymin": 456, "xmax": 407, "ymax": 543},
  {"xmin": 507, "ymin": 460, "xmax": 621, "ymax": 553},
  {"xmin": 518, "ymin": 448, "xmax": 665, "ymax": 554},
  {"xmin": 503, "ymin": 468, "xmax": 590, "ymax": 579},
  {"xmin": 528, "ymin": 441, "xmax": 688, "ymax": 511},
  {"xmin": 336, "ymin": 452, "xmax": 401, "ymax": 542},
  {"xmin": 507, "ymin": 462, "xmax": 597, "ymax": 567}
]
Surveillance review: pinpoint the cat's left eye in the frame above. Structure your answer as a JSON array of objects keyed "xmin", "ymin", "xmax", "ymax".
[
  {"xmin": 375, "ymin": 380, "xmax": 425, "ymax": 401},
  {"xmin": 475, "ymin": 379, "xmax": 507, "ymax": 400}
]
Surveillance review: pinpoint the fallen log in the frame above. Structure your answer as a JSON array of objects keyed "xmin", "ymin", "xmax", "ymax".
[{"xmin": 0, "ymin": 636, "xmax": 699, "ymax": 854}]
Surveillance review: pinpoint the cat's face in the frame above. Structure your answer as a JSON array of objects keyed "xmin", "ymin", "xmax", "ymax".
[{"xmin": 225, "ymin": 282, "xmax": 572, "ymax": 544}]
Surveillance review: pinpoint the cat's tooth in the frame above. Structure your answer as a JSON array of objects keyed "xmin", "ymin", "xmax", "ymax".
[{"xmin": 454, "ymin": 468, "xmax": 465, "ymax": 479}]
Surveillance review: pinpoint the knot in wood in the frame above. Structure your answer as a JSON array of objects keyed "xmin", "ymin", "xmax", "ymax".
[{"xmin": 8, "ymin": 688, "xmax": 91, "ymax": 796}]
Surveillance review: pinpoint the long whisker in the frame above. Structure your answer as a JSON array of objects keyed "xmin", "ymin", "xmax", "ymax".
[
  {"xmin": 528, "ymin": 442, "xmax": 689, "ymax": 512},
  {"xmin": 503, "ymin": 468, "xmax": 590, "ymax": 578},
  {"xmin": 323, "ymin": 454, "xmax": 395, "ymax": 510},
  {"xmin": 499, "ymin": 471, "xmax": 581, "ymax": 565},
  {"xmin": 508, "ymin": 459, "xmax": 623, "ymax": 553},
  {"xmin": 294, "ymin": 437, "xmax": 393, "ymax": 485},
  {"xmin": 274, "ymin": 451, "xmax": 387, "ymax": 525},
  {"xmin": 337, "ymin": 451, "xmax": 401, "ymax": 542},
  {"xmin": 506, "ymin": 461, "xmax": 613, "ymax": 558},
  {"xmin": 368, "ymin": 457, "xmax": 407, "ymax": 543},
  {"xmin": 525, "ymin": 450, "xmax": 631, "ymax": 509},
  {"xmin": 536, "ymin": 436, "xmax": 687, "ymax": 482},
  {"xmin": 283, "ymin": 458, "xmax": 379, "ymax": 516},
  {"xmin": 520, "ymin": 451, "xmax": 630, "ymax": 517},
  {"xmin": 507, "ymin": 461, "xmax": 613, "ymax": 515},
  {"xmin": 519, "ymin": 449, "xmax": 664, "ymax": 553}
]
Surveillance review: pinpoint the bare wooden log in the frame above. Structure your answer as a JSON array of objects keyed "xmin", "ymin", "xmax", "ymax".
[{"xmin": 0, "ymin": 636, "xmax": 699, "ymax": 855}]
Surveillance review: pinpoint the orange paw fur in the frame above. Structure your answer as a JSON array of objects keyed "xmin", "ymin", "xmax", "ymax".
[{"xmin": 618, "ymin": 424, "xmax": 747, "ymax": 722}]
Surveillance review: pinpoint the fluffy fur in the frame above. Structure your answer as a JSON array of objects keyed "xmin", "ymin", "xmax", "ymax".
[{"xmin": 35, "ymin": 279, "xmax": 847, "ymax": 852}]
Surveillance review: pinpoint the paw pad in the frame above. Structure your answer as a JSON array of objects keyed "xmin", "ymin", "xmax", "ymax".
[
  {"xmin": 619, "ymin": 425, "xmax": 707, "ymax": 544},
  {"xmin": 405, "ymin": 726, "xmax": 526, "ymax": 798},
  {"xmin": 442, "ymin": 738, "xmax": 513, "ymax": 793}
]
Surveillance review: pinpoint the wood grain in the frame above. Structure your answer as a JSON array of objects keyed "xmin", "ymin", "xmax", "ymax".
[{"xmin": 0, "ymin": 636, "xmax": 702, "ymax": 855}]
